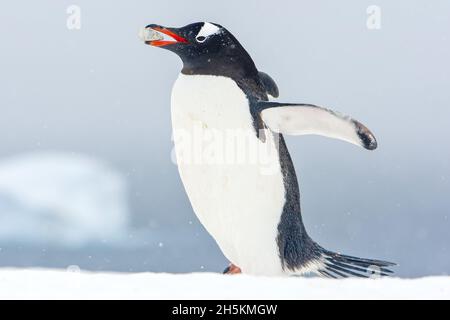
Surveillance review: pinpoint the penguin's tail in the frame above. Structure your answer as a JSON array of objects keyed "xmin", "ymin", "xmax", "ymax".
[{"xmin": 311, "ymin": 246, "xmax": 396, "ymax": 279}]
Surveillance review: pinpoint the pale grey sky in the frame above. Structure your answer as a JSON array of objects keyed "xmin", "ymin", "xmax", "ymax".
[{"xmin": 0, "ymin": 1, "xmax": 449, "ymax": 277}]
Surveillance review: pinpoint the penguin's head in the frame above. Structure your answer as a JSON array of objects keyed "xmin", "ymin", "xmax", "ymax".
[{"xmin": 140, "ymin": 22, "xmax": 257, "ymax": 77}]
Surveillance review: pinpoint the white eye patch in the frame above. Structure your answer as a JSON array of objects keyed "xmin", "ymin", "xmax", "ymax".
[{"xmin": 196, "ymin": 22, "xmax": 220, "ymax": 42}]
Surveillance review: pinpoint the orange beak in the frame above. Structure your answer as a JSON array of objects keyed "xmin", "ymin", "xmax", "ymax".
[{"xmin": 145, "ymin": 26, "xmax": 189, "ymax": 47}]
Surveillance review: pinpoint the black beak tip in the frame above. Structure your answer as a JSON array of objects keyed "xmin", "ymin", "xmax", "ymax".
[{"xmin": 145, "ymin": 24, "xmax": 160, "ymax": 29}]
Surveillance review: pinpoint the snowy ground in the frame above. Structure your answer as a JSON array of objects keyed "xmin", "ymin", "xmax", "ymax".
[{"xmin": 0, "ymin": 269, "xmax": 448, "ymax": 300}]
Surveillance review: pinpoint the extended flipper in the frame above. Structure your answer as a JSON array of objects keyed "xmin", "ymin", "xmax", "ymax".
[{"xmin": 257, "ymin": 102, "xmax": 377, "ymax": 150}]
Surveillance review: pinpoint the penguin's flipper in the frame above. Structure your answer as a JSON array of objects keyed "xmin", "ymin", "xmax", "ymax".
[
  {"xmin": 257, "ymin": 102, "xmax": 377, "ymax": 150},
  {"xmin": 258, "ymin": 72, "xmax": 279, "ymax": 98}
]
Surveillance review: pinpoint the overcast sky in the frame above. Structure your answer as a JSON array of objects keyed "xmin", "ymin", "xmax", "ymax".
[{"xmin": 0, "ymin": 1, "xmax": 449, "ymax": 277}]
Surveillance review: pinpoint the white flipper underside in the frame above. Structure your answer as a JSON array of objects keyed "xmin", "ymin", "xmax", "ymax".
[{"xmin": 261, "ymin": 104, "xmax": 377, "ymax": 150}]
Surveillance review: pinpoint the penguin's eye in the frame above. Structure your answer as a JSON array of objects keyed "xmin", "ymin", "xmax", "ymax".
[{"xmin": 196, "ymin": 36, "xmax": 207, "ymax": 43}]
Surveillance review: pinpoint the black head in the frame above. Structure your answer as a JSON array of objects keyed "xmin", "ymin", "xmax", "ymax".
[{"xmin": 141, "ymin": 22, "xmax": 258, "ymax": 79}]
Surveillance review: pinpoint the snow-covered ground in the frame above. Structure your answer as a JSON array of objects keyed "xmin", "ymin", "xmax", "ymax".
[{"xmin": 0, "ymin": 269, "xmax": 448, "ymax": 300}]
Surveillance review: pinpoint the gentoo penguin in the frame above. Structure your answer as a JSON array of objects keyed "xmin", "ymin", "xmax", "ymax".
[{"xmin": 140, "ymin": 22, "xmax": 395, "ymax": 277}]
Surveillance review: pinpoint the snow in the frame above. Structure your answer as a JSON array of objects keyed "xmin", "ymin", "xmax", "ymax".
[
  {"xmin": 0, "ymin": 153, "xmax": 130, "ymax": 246},
  {"xmin": 0, "ymin": 269, "xmax": 448, "ymax": 300}
]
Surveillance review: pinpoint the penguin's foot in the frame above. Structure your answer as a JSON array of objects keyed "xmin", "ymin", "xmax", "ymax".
[{"xmin": 223, "ymin": 263, "xmax": 242, "ymax": 275}]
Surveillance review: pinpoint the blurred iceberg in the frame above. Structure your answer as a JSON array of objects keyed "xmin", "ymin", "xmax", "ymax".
[{"xmin": 0, "ymin": 153, "xmax": 130, "ymax": 246}]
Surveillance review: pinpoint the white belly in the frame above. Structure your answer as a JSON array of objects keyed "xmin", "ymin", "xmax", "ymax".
[{"xmin": 171, "ymin": 74, "xmax": 286, "ymax": 275}]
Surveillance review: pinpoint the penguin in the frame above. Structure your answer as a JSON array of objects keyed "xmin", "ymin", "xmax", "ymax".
[{"xmin": 140, "ymin": 22, "xmax": 395, "ymax": 277}]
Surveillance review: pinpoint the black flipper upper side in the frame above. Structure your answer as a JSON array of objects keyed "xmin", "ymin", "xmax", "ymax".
[{"xmin": 258, "ymin": 71, "xmax": 279, "ymax": 98}]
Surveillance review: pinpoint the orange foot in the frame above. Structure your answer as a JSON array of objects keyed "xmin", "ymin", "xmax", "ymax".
[{"xmin": 223, "ymin": 263, "xmax": 242, "ymax": 274}]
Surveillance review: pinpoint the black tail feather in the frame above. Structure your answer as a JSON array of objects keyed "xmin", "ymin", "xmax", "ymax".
[
  {"xmin": 318, "ymin": 269, "xmax": 338, "ymax": 279},
  {"xmin": 316, "ymin": 248, "xmax": 396, "ymax": 279},
  {"xmin": 325, "ymin": 263, "xmax": 368, "ymax": 278}
]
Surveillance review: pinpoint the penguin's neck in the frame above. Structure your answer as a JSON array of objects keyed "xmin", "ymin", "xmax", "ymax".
[{"xmin": 181, "ymin": 56, "xmax": 258, "ymax": 81}]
